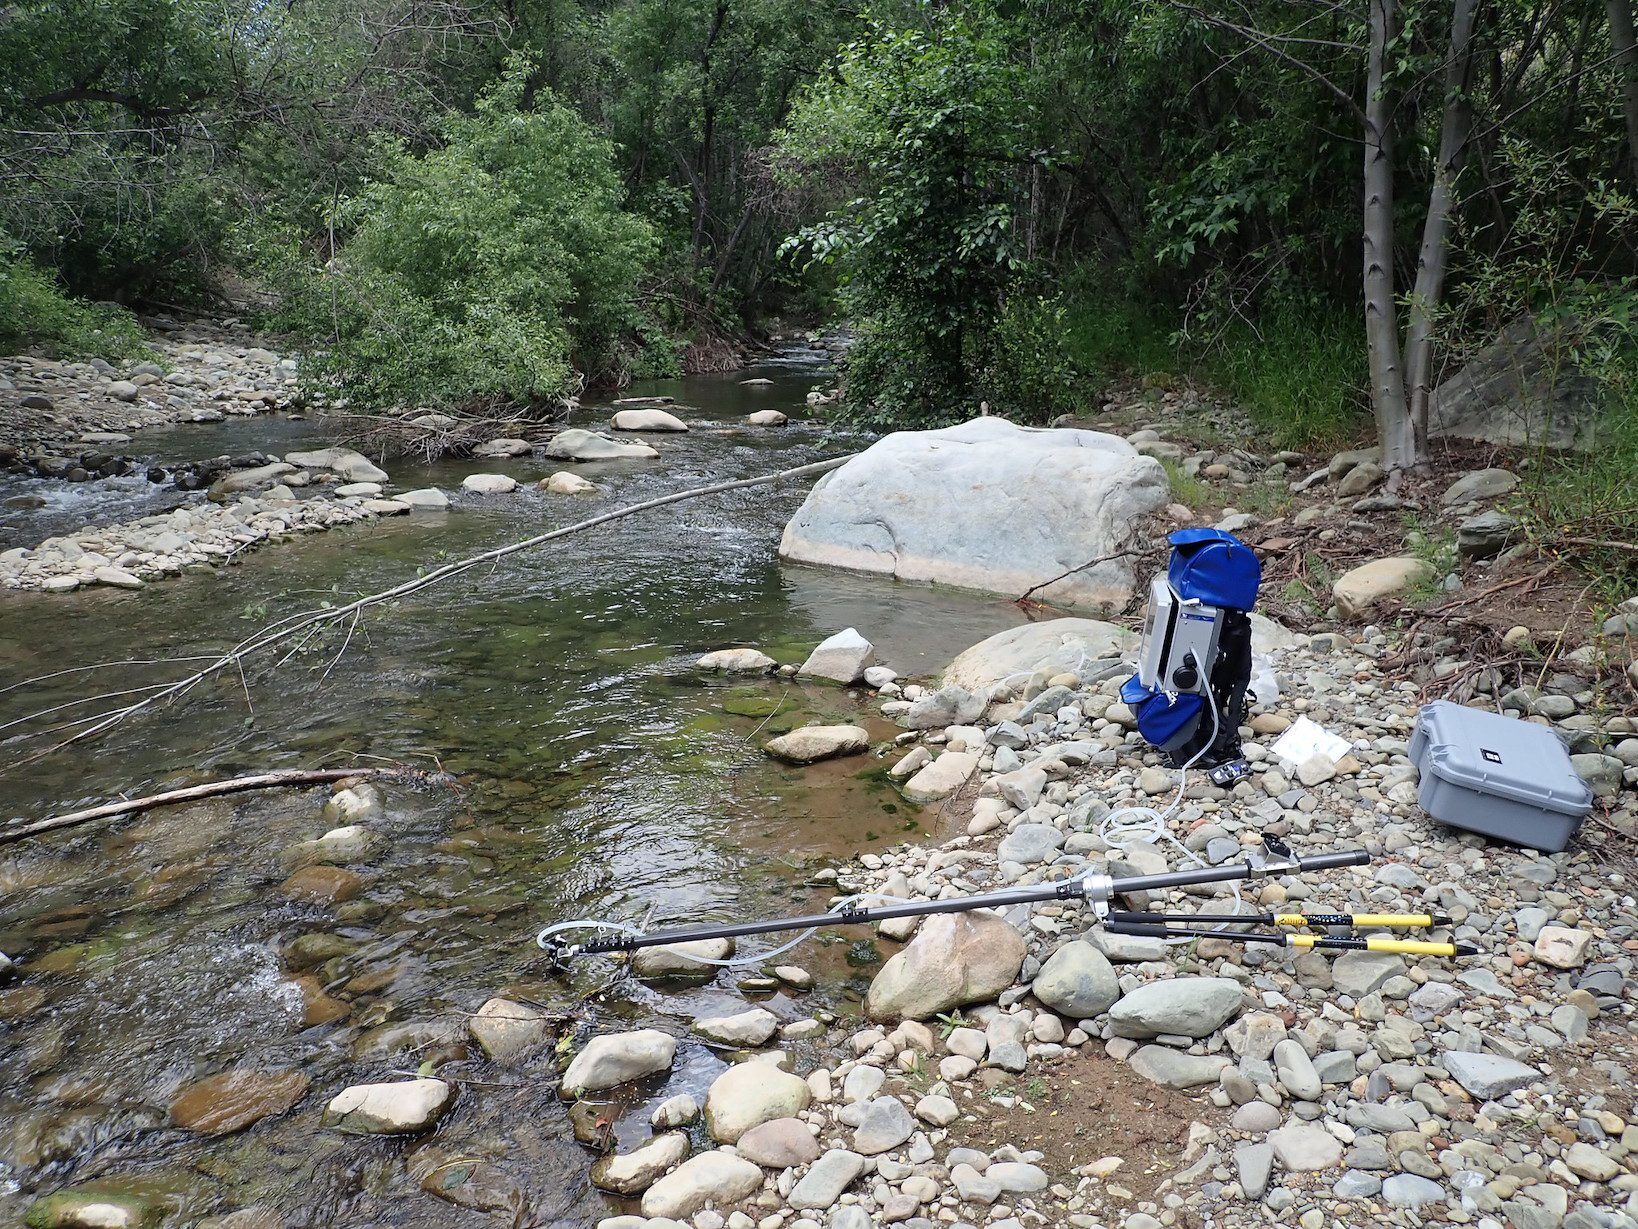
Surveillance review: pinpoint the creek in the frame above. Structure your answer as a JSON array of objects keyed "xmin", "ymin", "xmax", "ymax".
[{"xmin": 0, "ymin": 346, "xmax": 1029, "ymax": 1225}]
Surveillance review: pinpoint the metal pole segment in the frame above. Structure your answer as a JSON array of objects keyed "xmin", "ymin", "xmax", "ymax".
[
  {"xmin": 555, "ymin": 846, "xmax": 1372, "ymax": 959},
  {"xmin": 571, "ymin": 880, "xmax": 1079, "ymax": 955}
]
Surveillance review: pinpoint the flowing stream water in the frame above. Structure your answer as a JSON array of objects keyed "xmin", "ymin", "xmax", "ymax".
[{"xmin": 0, "ymin": 349, "xmax": 1030, "ymax": 1226}]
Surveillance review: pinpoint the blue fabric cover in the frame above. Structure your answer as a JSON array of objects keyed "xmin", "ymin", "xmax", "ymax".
[
  {"xmin": 1121, "ymin": 674, "xmax": 1203, "ymax": 749},
  {"xmin": 1166, "ymin": 528, "xmax": 1260, "ymax": 611}
]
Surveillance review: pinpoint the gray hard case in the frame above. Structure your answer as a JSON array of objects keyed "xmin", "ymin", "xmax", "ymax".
[{"xmin": 1408, "ymin": 700, "xmax": 1593, "ymax": 852}]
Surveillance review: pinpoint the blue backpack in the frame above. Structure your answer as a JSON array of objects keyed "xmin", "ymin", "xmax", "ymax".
[{"xmin": 1123, "ymin": 530, "xmax": 1260, "ymax": 761}]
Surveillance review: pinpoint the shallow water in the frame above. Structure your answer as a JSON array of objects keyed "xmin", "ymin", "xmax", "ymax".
[{"xmin": 0, "ymin": 352, "xmax": 1028, "ymax": 1225}]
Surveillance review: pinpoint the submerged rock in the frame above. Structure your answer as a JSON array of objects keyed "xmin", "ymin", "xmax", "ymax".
[
  {"xmin": 468, "ymin": 997, "xmax": 551, "ymax": 1063},
  {"xmin": 544, "ymin": 429, "xmax": 658, "ymax": 461},
  {"xmin": 539, "ymin": 471, "xmax": 597, "ymax": 494},
  {"xmin": 321, "ymin": 1078, "xmax": 452, "ymax": 1134},
  {"xmin": 168, "ymin": 1070, "xmax": 310, "ymax": 1135},
  {"xmin": 764, "ymin": 724, "xmax": 869, "ymax": 764},
  {"xmin": 560, "ymin": 1029, "xmax": 677, "ymax": 1096},
  {"xmin": 746, "ymin": 410, "xmax": 788, "ymax": 426},
  {"xmin": 696, "ymin": 647, "xmax": 776, "ymax": 672},
  {"xmin": 610, "ymin": 408, "xmax": 688, "ymax": 432}
]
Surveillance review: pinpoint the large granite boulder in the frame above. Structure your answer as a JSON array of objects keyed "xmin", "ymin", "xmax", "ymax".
[
  {"xmin": 1428, "ymin": 315, "xmax": 1604, "ymax": 450},
  {"xmin": 942, "ymin": 618, "xmax": 1135, "ymax": 692},
  {"xmin": 779, "ymin": 418, "xmax": 1169, "ymax": 613}
]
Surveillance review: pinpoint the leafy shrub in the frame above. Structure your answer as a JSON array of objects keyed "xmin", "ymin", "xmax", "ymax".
[
  {"xmin": 277, "ymin": 63, "xmax": 656, "ymax": 409},
  {"xmin": 976, "ymin": 292, "xmax": 1084, "ymax": 422},
  {"xmin": 0, "ymin": 241, "xmax": 147, "ymax": 358}
]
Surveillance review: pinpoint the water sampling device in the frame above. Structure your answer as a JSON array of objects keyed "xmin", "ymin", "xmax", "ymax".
[{"xmin": 536, "ymin": 529, "xmax": 1479, "ymax": 970}]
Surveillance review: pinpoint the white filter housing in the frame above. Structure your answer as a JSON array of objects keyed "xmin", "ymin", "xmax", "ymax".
[{"xmin": 1136, "ymin": 575, "xmax": 1225, "ymax": 696}]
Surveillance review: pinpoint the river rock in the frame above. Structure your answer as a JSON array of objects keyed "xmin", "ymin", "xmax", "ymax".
[
  {"xmin": 1331, "ymin": 951, "xmax": 1406, "ymax": 997},
  {"xmin": 540, "ymin": 471, "xmax": 597, "ymax": 494},
  {"xmin": 697, "ymin": 647, "xmax": 776, "ymax": 672},
  {"xmin": 788, "ymin": 1149, "xmax": 868, "ymax": 1210},
  {"xmin": 24, "ymin": 1188, "xmax": 156, "ymax": 1229},
  {"xmin": 561, "ymin": 1029, "xmax": 678, "ymax": 1096},
  {"xmin": 866, "ymin": 910, "xmax": 1026, "ymax": 1020},
  {"xmin": 736, "ymin": 1116, "xmax": 821, "ymax": 1167},
  {"xmin": 1128, "ymin": 1046, "xmax": 1231, "ymax": 1089},
  {"xmin": 1441, "ymin": 1051, "xmax": 1538, "ymax": 1099},
  {"xmin": 703, "ymin": 1061, "xmax": 811, "ymax": 1142},
  {"xmin": 798, "ymin": 628, "xmax": 876, "ymax": 683},
  {"xmin": 322, "ymin": 1078, "xmax": 452, "ymax": 1134},
  {"xmin": 468, "ymin": 997, "xmax": 550, "ymax": 1063},
  {"xmin": 1108, "ymin": 977, "xmax": 1244, "ymax": 1038},
  {"xmin": 545, "ymin": 429, "xmax": 658, "ymax": 461},
  {"xmin": 1442, "ymin": 468, "xmax": 1518, "ymax": 504},
  {"xmin": 942, "ymin": 618, "xmax": 1136, "ymax": 692},
  {"xmin": 764, "ymin": 724, "xmax": 869, "ymax": 764},
  {"xmin": 461, "ymin": 473, "xmax": 517, "ymax": 494},
  {"xmin": 694, "ymin": 1007, "xmax": 778, "ymax": 1046},
  {"xmin": 284, "ymin": 447, "xmax": 388, "ymax": 482},
  {"xmin": 997, "ymin": 821, "xmax": 1061, "ymax": 865},
  {"xmin": 779, "ymin": 417, "xmax": 1169, "ymax": 612},
  {"xmin": 902, "ymin": 683, "xmax": 987, "ymax": 730},
  {"xmin": 900, "ymin": 751, "xmax": 978, "ymax": 802},
  {"xmin": 746, "ymin": 410, "xmax": 787, "ymax": 426},
  {"xmin": 209, "ymin": 462, "xmax": 295, "ymax": 497},
  {"xmin": 1457, "ymin": 509, "xmax": 1518, "ymax": 558},
  {"xmin": 1428, "ymin": 314, "xmax": 1602, "ymax": 449},
  {"xmin": 1268, "ymin": 1121, "xmax": 1344, "ymax": 1171},
  {"xmin": 591, "ymin": 1132, "xmax": 691, "ymax": 1195},
  {"xmin": 1032, "ymin": 941, "xmax": 1119, "ymax": 1017},
  {"xmin": 1383, "ymin": 1174, "xmax": 1446, "ymax": 1208},
  {"xmin": 852, "ymin": 1096, "xmax": 916, "ymax": 1153},
  {"xmin": 472, "ymin": 437, "xmax": 532, "ymax": 458},
  {"xmin": 1532, "ymin": 924, "xmax": 1592, "ymax": 968},
  {"xmin": 611, "ymin": 408, "xmax": 688, "ymax": 432},
  {"xmin": 1331, "ymin": 558, "xmax": 1433, "ymax": 618},
  {"xmin": 279, "ymin": 824, "xmax": 378, "ymax": 871},
  {"xmin": 633, "ymin": 938, "xmax": 735, "ymax": 980},
  {"xmin": 1273, "ymin": 1038, "xmax": 1321, "ymax": 1100},
  {"xmin": 640, "ymin": 1152, "xmax": 762, "ymax": 1218},
  {"xmin": 397, "ymin": 488, "xmax": 450, "ymax": 509},
  {"xmin": 168, "ymin": 1070, "xmax": 310, "ymax": 1135}
]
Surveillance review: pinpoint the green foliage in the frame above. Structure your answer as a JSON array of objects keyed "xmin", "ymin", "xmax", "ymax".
[
  {"xmin": 779, "ymin": 3, "xmax": 1031, "ymax": 428},
  {"xmin": 276, "ymin": 65, "xmax": 656, "ymax": 409},
  {"xmin": 1061, "ymin": 282, "xmax": 1366, "ymax": 447},
  {"xmin": 0, "ymin": 242, "xmax": 147, "ymax": 358},
  {"xmin": 975, "ymin": 293, "xmax": 1085, "ymax": 421}
]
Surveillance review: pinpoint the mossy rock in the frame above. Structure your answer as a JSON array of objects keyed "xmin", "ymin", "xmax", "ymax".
[
  {"xmin": 720, "ymin": 694, "xmax": 783, "ymax": 718},
  {"xmin": 27, "ymin": 1190, "xmax": 156, "ymax": 1229}
]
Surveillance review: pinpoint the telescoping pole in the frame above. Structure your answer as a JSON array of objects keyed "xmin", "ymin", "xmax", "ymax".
[{"xmin": 537, "ymin": 842, "xmax": 1373, "ymax": 963}]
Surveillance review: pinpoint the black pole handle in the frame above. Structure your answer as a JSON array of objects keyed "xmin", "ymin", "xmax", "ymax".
[{"xmin": 1295, "ymin": 849, "xmax": 1372, "ymax": 872}]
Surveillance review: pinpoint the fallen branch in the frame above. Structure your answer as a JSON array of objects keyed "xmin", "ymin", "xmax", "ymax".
[
  {"xmin": 1, "ymin": 766, "xmax": 406, "ymax": 847},
  {"xmin": 3, "ymin": 456, "xmax": 854, "ymax": 773},
  {"xmin": 1014, "ymin": 549, "xmax": 1144, "ymax": 607}
]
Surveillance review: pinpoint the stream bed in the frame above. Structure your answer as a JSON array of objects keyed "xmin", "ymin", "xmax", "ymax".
[{"xmin": 0, "ymin": 350, "xmax": 1030, "ymax": 1226}]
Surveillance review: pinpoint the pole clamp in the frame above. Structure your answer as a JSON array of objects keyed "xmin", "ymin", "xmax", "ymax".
[
  {"xmin": 1246, "ymin": 835, "xmax": 1298, "ymax": 878},
  {"xmin": 1078, "ymin": 872, "xmax": 1114, "ymax": 919}
]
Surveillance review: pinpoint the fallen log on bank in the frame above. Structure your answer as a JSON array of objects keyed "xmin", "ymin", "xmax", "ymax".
[
  {"xmin": 3, "ymin": 455, "xmax": 855, "ymax": 773},
  {"xmin": 0, "ymin": 766, "xmax": 421, "ymax": 847}
]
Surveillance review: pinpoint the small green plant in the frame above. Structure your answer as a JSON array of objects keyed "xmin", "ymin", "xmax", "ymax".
[
  {"xmin": 935, "ymin": 1009, "xmax": 969, "ymax": 1039},
  {"xmin": 1403, "ymin": 513, "xmax": 1459, "ymax": 604},
  {"xmin": 1158, "ymin": 457, "xmax": 1208, "ymax": 510}
]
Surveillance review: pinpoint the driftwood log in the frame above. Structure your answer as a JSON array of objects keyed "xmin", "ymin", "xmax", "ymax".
[{"xmin": 1, "ymin": 766, "xmax": 403, "ymax": 847}]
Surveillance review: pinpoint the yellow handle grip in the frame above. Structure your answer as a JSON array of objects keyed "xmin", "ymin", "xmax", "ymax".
[{"xmin": 1364, "ymin": 937, "xmax": 1463, "ymax": 957}]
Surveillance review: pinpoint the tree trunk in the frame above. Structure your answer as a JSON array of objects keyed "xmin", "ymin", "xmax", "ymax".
[
  {"xmin": 1611, "ymin": 0, "xmax": 1638, "ymax": 185},
  {"xmin": 1405, "ymin": 0, "xmax": 1480, "ymax": 448},
  {"xmin": 1362, "ymin": 0, "xmax": 1415, "ymax": 471}
]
